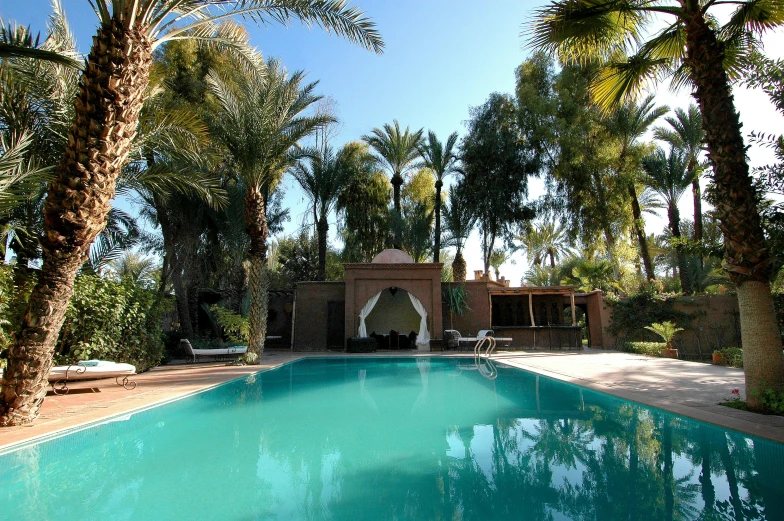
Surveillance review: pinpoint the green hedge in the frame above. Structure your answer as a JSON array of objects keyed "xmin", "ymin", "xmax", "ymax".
[
  {"xmin": 55, "ymin": 274, "xmax": 166, "ymax": 372},
  {"xmin": 622, "ymin": 341, "xmax": 666, "ymax": 357}
]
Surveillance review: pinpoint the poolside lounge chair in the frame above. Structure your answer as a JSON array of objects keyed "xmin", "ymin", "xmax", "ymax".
[
  {"xmin": 180, "ymin": 339, "xmax": 248, "ymax": 363},
  {"xmin": 1, "ymin": 360, "xmax": 136, "ymax": 389},
  {"xmin": 443, "ymin": 329, "xmax": 493, "ymax": 350}
]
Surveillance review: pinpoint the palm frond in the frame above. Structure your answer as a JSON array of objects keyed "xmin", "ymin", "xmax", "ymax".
[{"xmin": 0, "ymin": 16, "xmax": 81, "ymax": 68}]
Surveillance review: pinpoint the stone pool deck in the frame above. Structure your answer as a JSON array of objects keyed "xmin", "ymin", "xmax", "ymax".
[{"xmin": 1, "ymin": 348, "xmax": 782, "ymax": 451}]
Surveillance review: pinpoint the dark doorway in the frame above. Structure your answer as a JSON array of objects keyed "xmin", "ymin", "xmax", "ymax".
[{"xmin": 327, "ymin": 301, "xmax": 345, "ymax": 349}]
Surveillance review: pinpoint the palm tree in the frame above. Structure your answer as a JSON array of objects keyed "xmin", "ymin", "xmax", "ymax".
[
  {"xmin": 291, "ymin": 145, "xmax": 355, "ymax": 280},
  {"xmin": 362, "ymin": 120, "xmax": 423, "ymax": 247},
  {"xmin": 603, "ymin": 95, "xmax": 668, "ymax": 281},
  {"xmin": 654, "ymin": 105, "xmax": 706, "ymax": 242},
  {"xmin": 207, "ymin": 58, "xmax": 330, "ymax": 363},
  {"xmin": 442, "ymin": 184, "xmax": 477, "ymax": 282},
  {"xmin": 0, "ymin": 1, "xmax": 382, "ymax": 426},
  {"xmin": 520, "ymin": 220, "xmax": 571, "ymax": 269},
  {"xmin": 643, "ymin": 147, "xmax": 693, "ymax": 294},
  {"xmin": 528, "ymin": 0, "xmax": 784, "ymax": 407},
  {"xmin": 417, "ymin": 130, "xmax": 459, "ymax": 263},
  {"xmin": 110, "ymin": 251, "xmax": 157, "ymax": 286}
]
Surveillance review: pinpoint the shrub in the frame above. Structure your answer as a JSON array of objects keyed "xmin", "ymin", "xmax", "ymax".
[
  {"xmin": 622, "ymin": 341, "xmax": 666, "ymax": 357},
  {"xmin": 714, "ymin": 347, "xmax": 744, "ymax": 368},
  {"xmin": 55, "ymin": 274, "xmax": 165, "ymax": 372}
]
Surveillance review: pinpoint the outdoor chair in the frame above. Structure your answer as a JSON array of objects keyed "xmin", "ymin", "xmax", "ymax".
[
  {"xmin": 449, "ymin": 329, "xmax": 495, "ymax": 352},
  {"xmin": 180, "ymin": 339, "xmax": 247, "ymax": 363}
]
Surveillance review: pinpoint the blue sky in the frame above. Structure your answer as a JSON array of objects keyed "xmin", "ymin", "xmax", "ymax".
[{"xmin": 4, "ymin": 1, "xmax": 784, "ymax": 283}]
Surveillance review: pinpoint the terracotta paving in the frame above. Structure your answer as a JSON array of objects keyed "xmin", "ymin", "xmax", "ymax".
[{"xmin": 1, "ymin": 349, "xmax": 783, "ymax": 452}]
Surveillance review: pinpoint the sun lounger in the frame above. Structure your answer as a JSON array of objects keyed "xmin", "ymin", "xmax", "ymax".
[
  {"xmin": 1, "ymin": 360, "xmax": 138, "ymax": 395},
  {"xmin": 180, "ymin": 339, "xmax": 248, "ymax": 363},
  {"xmin": 447, "ymin": 330, "xmax": 513, "ymax": 351}
]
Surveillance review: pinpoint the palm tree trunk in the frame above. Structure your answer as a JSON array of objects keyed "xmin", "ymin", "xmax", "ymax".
[
  {"xmin": 172, "ymin": 266, "xmax": 193, "ymax": 340},
  {"xmin": 668, "ymin": 203, "xmax": 691, "ymax": 294},
  {"xmin": 434, "ymin": 179, "xmax": 442, "ymax": 263},
  {"xmin": 603, "ymin": 227, "xmax": 620, "ymax": 280},
  {"xmin": 245, "ymin": 184, "xmax": 269, "ymax": 362},
  {"xmin": 691, "ymin": 174, "xmax": 703, "ymax": 243},
  {"xmin": 391, "ymin": 173, "xmax": 403, "ymax": 249},
  {"xmin": 629, "ymin": 184, "xmax": 655, "ymax": 281},
  {"xmin": 316, "ymin": 214, "xmax": 328, "ymax": 281},
  {"xmin": 0, "ymin": 22, "xmax": 152, "ymax": 426},
  {"xmin": 453, "ymin": 249, "xmax": 467, "ymax": 282},
  {"xmin": 684, "ymin": 13, "xmax": 784, "ymax": 405}
]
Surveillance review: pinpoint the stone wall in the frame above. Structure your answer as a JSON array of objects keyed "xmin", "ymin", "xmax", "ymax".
[
  {"xmin": 600, "ymin": 293, "xmax": 741, "ymax": 359},
  {"xmin": 441, "ymin": 282, "xmax": 492, "ymax": 337}
]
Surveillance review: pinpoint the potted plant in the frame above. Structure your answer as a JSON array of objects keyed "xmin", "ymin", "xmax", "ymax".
[
  {"xmin": 644, "ymin": 321, "xmax": 684, "ymax": 359},
  {"xmin": 712, "ymin": 350, "xmax": 725, "ymax": 365},
  {"xmin": 443, "ymin": 284, "xmax": 471, "ymax": 331}
]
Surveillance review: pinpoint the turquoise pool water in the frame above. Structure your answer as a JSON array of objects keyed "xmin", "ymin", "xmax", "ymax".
[{"xmin": 0, "ymin": 357, "xmax": 782, "ymax": 520}]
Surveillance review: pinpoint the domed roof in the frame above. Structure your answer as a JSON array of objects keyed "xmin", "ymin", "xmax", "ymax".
[{"xmin": 371, "ymin": 249, "xmax": 414, "ymax": 264}]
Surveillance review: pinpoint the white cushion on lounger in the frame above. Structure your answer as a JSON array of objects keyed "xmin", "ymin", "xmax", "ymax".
[{"xmin": 49, "ymin": 362, "xmax": 136, "ymax": 381}]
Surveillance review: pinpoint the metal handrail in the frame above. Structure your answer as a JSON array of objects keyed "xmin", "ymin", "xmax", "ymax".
[{"xmin": 473, "ymin": 336, "xmax": 496, "ymax": 358}]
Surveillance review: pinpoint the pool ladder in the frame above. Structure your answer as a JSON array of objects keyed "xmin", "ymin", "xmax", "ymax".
[
  {"xmin": 473, "ymin": 336, "xmax": 497, "ymax": 358},
  {"xmin": 473, "ymin": 336, "xmax": 498, "ymax": 380}
]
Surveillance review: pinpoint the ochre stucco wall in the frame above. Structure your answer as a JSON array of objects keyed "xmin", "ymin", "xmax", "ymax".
[{"xmin": 292, "ymin": 282, "xmax": 345, "ymax": 351}]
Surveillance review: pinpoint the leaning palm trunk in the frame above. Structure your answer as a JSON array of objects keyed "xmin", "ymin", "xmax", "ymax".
[
  {"xmin": 629, "ymin": 184, "xmax": 655, "ymax": 281},
  {"xmin": 244, "ymin": 184, "xmax": 269, "ymax": 362},
  {"xmin": 685, "ymin": 14, "xmax": 784, "ymax": 408},
  {"xmin": 0, "ymin": 22, "xmax": 152, "ymax": 426},
  {"xmin": 452, "ymin": 250, "xmax": 467, "ymax": 282}
]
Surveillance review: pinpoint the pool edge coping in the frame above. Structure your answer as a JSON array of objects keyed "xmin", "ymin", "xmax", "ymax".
[
  {"xmin": 1, "ymin": 351, "xmax": 782, "ymax": 453},
  {"xmin": 484, "ymin": 355, "xmax": 784, "ymax": 444}
]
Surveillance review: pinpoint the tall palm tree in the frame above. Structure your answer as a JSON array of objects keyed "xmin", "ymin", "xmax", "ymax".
[
  {"xmin": 291, "ymin": 145, "xmax": 355, "ymax": 280},
  {"xmin": 643, "ymin": 147, "xmax": 693, "ymax": 294},
  {"xmin": 0, "ymin": 1, "xmax": 382, "ymax": 426},
  {"xmin": 654, "ymin": 105, "xmax": 706, "ymax": 242},
  {"xmin": 207, "ymin": 58, "xmax": 330, "ymax": 363},
  {"xmin": 417, "ymin": 130, "xmax": 459, "ymax": 263},
  {"xmin": 362, "ymin": 120, "xmax": 423, "ymax": 248},
  {"xmin": 442, "ymin": 184, "xmax": 477, "ymax": 282},
  {"xmin": 528, "ymin": 0, "xmax": 784, "ymax": 408},
  {"xmin": 603, "ymin": 94, "xmax": 668, "ymax": 281}
]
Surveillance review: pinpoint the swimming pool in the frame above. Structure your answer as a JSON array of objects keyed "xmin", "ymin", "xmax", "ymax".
[{"xmin": 0, "ymin": 357, "xmax": 782, "ymax": 520}]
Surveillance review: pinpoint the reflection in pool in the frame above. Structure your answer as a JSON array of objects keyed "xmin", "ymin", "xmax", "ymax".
[{"xmin": 0, "ymin": 357, "xmax": 782, "ymax": 520}]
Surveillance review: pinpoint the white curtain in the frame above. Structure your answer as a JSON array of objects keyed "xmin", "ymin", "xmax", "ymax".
[
  {"xmin": 358, "ymin": 291, "xmax": 383, "ymax": 337},
  {"xmin": 407, "ymin": 292, "xmax": 430, "ymax": 349}
]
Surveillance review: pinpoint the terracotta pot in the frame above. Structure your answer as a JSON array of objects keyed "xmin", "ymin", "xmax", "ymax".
[
  {"xmin": 712, "ymin": 352, "xmax": 724, "ymax": 365},
  {"xmin": 662, "ymin": 348, "xmax": 679, "ymax": 359}
]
